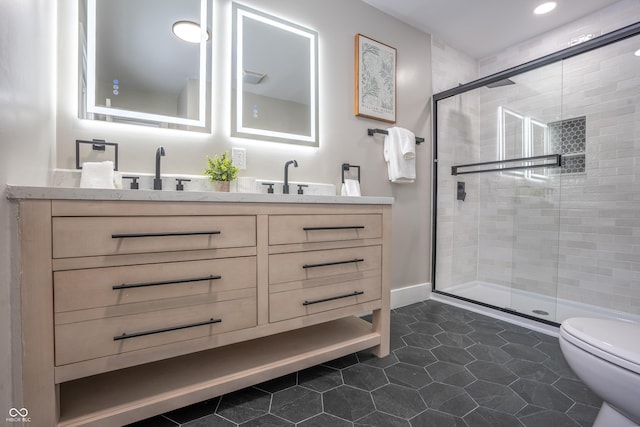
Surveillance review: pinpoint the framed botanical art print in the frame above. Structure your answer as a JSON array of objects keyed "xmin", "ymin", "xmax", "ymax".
[{"xmin": 354, "ymin": 34, "xmax": 397, "ymax": 123}]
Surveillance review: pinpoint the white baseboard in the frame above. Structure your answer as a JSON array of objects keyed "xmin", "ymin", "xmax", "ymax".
[{"xmin": 390, "ymin": 283, "xmax": 431, "ymax": 309}]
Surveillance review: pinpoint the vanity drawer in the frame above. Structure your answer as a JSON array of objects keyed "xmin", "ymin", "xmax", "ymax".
[
  {"xmin": 52, "ymin": 215, "xmax": 256, "ymax": 258},
  {"xmin": 269, "ymin": 245, "xmax": 381, "ymax": 285},
  {"xmin": 269, "ymin": 275, "xmax": 381, "ymax": 322},
  {"xmin": 55, "ymin": 296, "xmax": 257, "ymax": 366},
  {"xmin": 269, "ymin": 214, "xmax": 382, "ymax": 245},
  {"xmin": 54, "ymin": 256, "xmax": 257, "ymax": 313}
]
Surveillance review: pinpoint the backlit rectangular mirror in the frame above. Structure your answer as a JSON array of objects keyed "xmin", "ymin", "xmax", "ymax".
[
  {"xmin": 79, "ymin": 0, "xmax": 211, "ymax": 131},
  {"xmin": 232, "ymin": 3, "xmax": 319, "ymax": 146}
]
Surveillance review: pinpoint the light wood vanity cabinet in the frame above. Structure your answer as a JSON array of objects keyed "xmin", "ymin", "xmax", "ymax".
[{"xmin": 13, "ymin": 197, "xmax": 391, "ymax": 427}]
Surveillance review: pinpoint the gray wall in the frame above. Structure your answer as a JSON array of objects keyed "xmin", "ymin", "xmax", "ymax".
[{"xmin": 0, "ymin": 0, "xmax": 56, "ymax": 414}]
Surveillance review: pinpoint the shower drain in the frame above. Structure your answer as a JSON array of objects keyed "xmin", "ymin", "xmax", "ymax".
[{"xmin": 532, "ymin": 309, "xmax": 550, "ymax": 316}]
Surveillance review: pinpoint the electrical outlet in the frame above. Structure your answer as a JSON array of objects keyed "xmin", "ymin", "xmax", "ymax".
[{"xmin": 232, "ymin": 147, "xmax": 247, "ymax": 170}]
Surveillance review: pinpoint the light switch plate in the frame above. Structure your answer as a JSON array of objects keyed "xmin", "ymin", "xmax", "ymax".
[{"xmin": 232, "ymin": 147, "xmax": 246, "ymax": 170}]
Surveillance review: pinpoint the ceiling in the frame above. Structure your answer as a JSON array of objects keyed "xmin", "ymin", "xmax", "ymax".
[{"xmin": 361, "ymin": 0, "xmax": 623, "ymax": 58}]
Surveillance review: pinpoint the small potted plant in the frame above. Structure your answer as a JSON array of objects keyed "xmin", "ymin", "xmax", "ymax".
[{"xmin": 204, "ymin": 151, "xmax": 239, "ymax": 192}]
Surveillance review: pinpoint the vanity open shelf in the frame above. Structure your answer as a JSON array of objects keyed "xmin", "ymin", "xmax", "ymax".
[{"xmin": 10, "ymin": 192, "xmax": 391, "ymax": 427}]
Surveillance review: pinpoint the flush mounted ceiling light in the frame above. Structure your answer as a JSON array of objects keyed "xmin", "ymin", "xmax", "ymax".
[
  {"xmin": 534, "ymin": 2, "xmax": 557, "ymax": 15},
  {"xmin": 172, "ymin": 21, "xmax": 209, "ymax": 43}
]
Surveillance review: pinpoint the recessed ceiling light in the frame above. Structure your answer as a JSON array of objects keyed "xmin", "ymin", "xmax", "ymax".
[
  {"xmin": 635, "ymin": 48, "xmax": 640, "ymax": 57},
  {"xmin": 534, "ymin": 2, "xmax": 557, "ymax": 15},
  {"xmin": 172, "ymin": 21, "xmax": 209, "ymax": 43}
]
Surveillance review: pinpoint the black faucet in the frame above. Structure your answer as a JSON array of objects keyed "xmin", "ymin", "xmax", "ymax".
[
  {"xmin": 154, "ymin": 146, "xmax": 165, "ymax": 190},
  {"xmin": 283, "ymin": 160, "xmax": 298, "ymax": 194}
]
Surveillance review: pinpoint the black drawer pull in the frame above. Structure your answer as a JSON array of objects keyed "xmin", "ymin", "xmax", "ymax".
[
  {"xmin": 112, "ymin": 231, "xmax": 221, "ymax": 239},
  {"xmin": 303, "ymin": 291, "xmax": 364, "ymax": 306},
  {"xmin": 112, "ymin": 275, "xmax": 222, "ymax": 290},
  {"xmin": 303, "ymin": 226, "xmax": 365, "ymax": 231},
  {"xmin": 303, "ymin": 258, "xmax": 364, "ymax": 269},
  {"xmin": 114, "ymin": 318, "xmax": 222, "ymax": 341}
]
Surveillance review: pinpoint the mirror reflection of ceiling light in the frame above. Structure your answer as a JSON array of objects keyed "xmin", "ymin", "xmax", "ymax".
[
  {"xmin": 534, "ymin": 2, "xmax": 557, "ymax": 15},
  {"xmin": 172, "ymin": 21, "xmax": 209, "ymax": 43}
]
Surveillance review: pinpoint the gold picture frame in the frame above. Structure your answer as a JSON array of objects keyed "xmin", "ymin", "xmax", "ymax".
[{"xmin": 354, "ymin": 34, "xmax": 397, "ymax": 124}]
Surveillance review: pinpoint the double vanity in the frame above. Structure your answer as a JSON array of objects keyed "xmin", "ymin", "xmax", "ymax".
[{"xmin": 9, "ymin": 187, "xmax": 392, "ymax": 427}]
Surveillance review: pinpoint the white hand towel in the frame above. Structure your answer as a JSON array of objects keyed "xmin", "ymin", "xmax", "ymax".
[
  {"xmin": 384, "ymin": 127, "xmax": 416, "ymax": 183},
  {"xmin": 340, "ymin": 179, "xmax": 361, "ymax": 197},
  {"xmin": 80, "ymin": 161, "xmax": 116, "ymax": 189}
]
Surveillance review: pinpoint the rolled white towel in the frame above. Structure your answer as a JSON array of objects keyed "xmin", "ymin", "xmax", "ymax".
[{"xmin": 340, "ymin": 179, "xmax": 361, "ymax": 197}]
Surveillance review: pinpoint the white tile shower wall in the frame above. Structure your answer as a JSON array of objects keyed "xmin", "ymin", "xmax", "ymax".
[{"xmin": 554, "ymin": 35, "xmax": 640, "ymax": 314}]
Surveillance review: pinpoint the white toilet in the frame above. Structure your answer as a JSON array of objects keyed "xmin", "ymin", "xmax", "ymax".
[{"xmin": 559, "ymin": 317, "xmax": 640, "ymax": 427}]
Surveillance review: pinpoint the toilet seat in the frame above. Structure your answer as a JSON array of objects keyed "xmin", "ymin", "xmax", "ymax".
[{"xmin": 560, "ymin": 317, "xmax": 640, "ymax": 375}]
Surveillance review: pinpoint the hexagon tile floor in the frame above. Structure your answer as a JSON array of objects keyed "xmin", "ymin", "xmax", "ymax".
[{"xmin": 127, "ymin": 300, "xmax": 602, "ymax": 427}]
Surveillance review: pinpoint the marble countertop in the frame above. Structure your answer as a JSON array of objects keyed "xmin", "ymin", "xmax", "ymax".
[{"xmin": 6, "ymin": 185, "xmax": 394, "ymax": 205}]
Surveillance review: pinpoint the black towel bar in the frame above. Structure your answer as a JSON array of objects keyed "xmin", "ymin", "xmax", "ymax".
[{"xmin": 367, "ymin": 128, "xmax": 424, "ymax": 144}]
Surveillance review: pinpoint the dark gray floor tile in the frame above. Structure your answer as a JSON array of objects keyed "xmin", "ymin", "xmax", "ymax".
[
  {"xmin": 297, "ymin": 412, "xmax": 353, "ymax": 427},
  {"xmin": 181, "ymin": 414, "xmax": 236, "ymax": 427},
  {"xmin": 270, "ymin": 386, "xmax": 321, "ymax": 423},
  {"xmin": 124, "ymin": 415, "xmax": 178, "ymax": 427},
  {"xmin": 239, "ymin": 413, "xmax": 293, "ymax": 426},
  {"xmin": 466, "ymin": 360, "xmax": 518, "ymax": 385},
  {"xmin": 162, "ymin": 397, "xmax": 220, "ymax": 423},
  {"xmin": 505, "ymin": 359, "xmax": 559, "ymax": 384},
  {"xmin": 438, "ymin": 320, "xmax": 474, "ymax": 334},
  {"xmin": 566, "ymin": 403, "xmax": 600, "ymax": 427},
  {"xmin": 323, "ymin": 353, "xmax": 360, "ymax": 370},
  {"xmin": 410, "ymin": 409, "xmax": 467, "ymax": 427},
  {"xmin": 465, "ymin": 380, "xmax": 526, "ymax": 415},
  {"xmin": 299, "ymin": 365, "xmax": 343, "ymax": 392},
  {"xmin": 498, "ymin": 330, "xmax": 541, "ymax": 346},
  {"xmin": 408, "ymin": 321, "xmax": 444, "ymax": 335},
  {"xmin": 391, "ymin": 334, "xmax": 409, "ymax": 350},
  {"xmin": 392, "ymin": 313, "xmax": 418, "ymax": 328},
  {"xmin": 553, "ymin": 378, "xmax": 602, "ymax": 407},
  {"xmin": 425, "ymin": 361, "xmax": 475, "ymax": 387},
  {"xmin": 254, "ymin": 373, "xmax": 297, "ymax": 393},
  {"xmin": 519, "ymin": 410, "xmax": 581, "ymax": 427},
  {"xmin": 434, "ymin": 332, "xmax": 475, "ymax": 348},
  {"xmin": 535, "ymin": 341, "xmax": 564, "ymax": 360},
  {"xmin": 516, "ymin": 404, "xmax": 547, "ymax": 418},
  {"xmin": 385, "ymin": 362, "xmax": 432, "ymax": 389},
  {"xmin": 402, "ymin": 332, "xmax": 440, "ymax": 349},
  {"xmin": 413, "ymin": 311, "xmax": 447, "ymax": 324},
  {"xmin": 371, "ymin": 384, "xmax": 427, "ymax": 419},
  {"xmin": 419, "ymin": 382, "xmax": 477, "ymax": 417},
  {"xmin": 466, "ymin": 343, "xmax": 512, "ymax": 364},
  {"xmin": 431, "ymin": 345, "xmax": 475, "ymax": 365},
  {"xmin": 467, "ymin": 331, "xmax": 508, "ymax": 347},
  {"xmin": 342, "ymin": 363, "xmax": 388, "ymax": 391},
  {"xmin": 355, "ymin": 411, "xmax": 410, "ymax": 427},
  {"xmin": 216, "ymin": 387, "xmax": 271, "ymax": 424},
  {"xmin": 510, "ymin": 379, "xmax": 573, "ymax": 412},
  {"xmin": 467, "ymin": 320, "xmax": 505, "ymax": 334},
  {"xmin": 530, "ymin": 331, "xmax": 560, "ymax": 344},
  {"xmin": 323, "ymin": 385, "xmax": 375, "ymax": 421},
  {"xmin": 394, "ymin": 346, "xmax": 437, "ymax": 367},
  {"xmin": 542, "ymin": 356, "xmax": 578, "ymax": 380},
  {"xmin": 357, "ymin": 350, "xmax": 399, "ymax": 368},
  {"xmin": 502, "ymin": 343, "xmax": 549, "ymax": 363},
  {"xmin": 463, "ymin": 407, "xmax": 524, "ymax": 427}
]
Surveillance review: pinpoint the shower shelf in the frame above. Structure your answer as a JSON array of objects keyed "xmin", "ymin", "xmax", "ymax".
[{"xmin": 451, "ymin": 154, "xmax": 561, "ymax": 176}]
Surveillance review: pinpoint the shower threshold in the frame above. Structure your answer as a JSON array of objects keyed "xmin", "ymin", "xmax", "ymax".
[{"xmin": 436, "ymin": 281, "xmax": 640, "ymax": 325}]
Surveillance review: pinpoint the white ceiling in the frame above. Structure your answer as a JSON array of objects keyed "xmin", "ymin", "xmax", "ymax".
[{"xmin": 361, "ymin": 0, "xmax": 623, "ymax": 58}]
